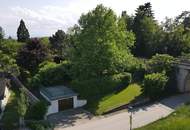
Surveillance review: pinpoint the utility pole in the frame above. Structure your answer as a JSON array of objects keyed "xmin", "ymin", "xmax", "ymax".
[{"xmin": 129, "ymin": 106, "xmax": 133, "ymax": 130}]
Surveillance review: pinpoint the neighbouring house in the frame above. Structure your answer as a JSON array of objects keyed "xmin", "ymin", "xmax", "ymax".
[
  {"xmin": 40, "ymin": 86, "xmax": 87, "ymax": 115},
  {"xmin": 0, "ymin": 77, "xmax": 10, "ymax": 118}
]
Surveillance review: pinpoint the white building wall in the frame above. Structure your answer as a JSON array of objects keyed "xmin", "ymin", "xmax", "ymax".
[
  {"xmin": 1, "ymin": 86, "xmax": 10, "ymax": 111},
  {"xmin": 47, "ymin": 100, "xmax": 58, "ymax": 115},
  {"xmin": 76, "ymin": 99, "xmax": 87, "ymax": 107},
  {"xmin": 73, "ymin": 96, "xmax": 78, "ymax": 108},
  {"xmin": 0, "ymin": 86, "xmax": 10, "ymax": 119},
  {"xmin": 41, "ymin": 91, "xmax": 87, "ymax": 115},
  {"xmin": 73, "ymin": 96, "xmax": 87, "ymax": 108}
]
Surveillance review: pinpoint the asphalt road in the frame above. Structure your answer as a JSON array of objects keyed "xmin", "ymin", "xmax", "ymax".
[{"xmin": 56, "ymin": 93, "xmax": 190, "ymax": 130}]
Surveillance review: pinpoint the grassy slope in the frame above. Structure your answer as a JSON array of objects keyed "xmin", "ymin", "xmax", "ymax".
[
  {"xmin": 87, "ymin": 83, "xmax": 142, "ymax": 115},
  {"xmin": 1, "ymin": 89, "xmax": 20, "ymax": 130},
  {"xmin": 136, "ymin": 104, "xmax": 190, "ymax": 130}
]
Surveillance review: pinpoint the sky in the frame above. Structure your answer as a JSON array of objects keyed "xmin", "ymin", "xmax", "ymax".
[{"xmin": 0, "ymin": 0, "xmax": 190, "ymax": 38}]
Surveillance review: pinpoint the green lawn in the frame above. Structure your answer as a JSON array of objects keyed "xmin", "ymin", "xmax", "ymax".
[
  {"xmin": 136, "ymin": 104, "xmax": 190, "ymax": 130},
  {"xmin": 1, "ymin": 89, "xmax": 20, "ymax": 130},
  {"xmin": 87, "ymin": 83, "xmax": 142, "ymax": 115}
]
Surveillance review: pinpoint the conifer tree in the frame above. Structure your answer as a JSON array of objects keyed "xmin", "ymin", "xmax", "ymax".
[{"xmin": 17, "ymin": 19, "xmax": 30, "ymax": 42}]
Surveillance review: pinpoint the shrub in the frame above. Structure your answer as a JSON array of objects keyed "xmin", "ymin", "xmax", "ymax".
[
  {"xmin": 147, "ymin": 54, "xmax": 175, "ymax": 74},
  {"xmin": 0, "ymin": 39, "xmax": 23, "ymax": 58},
  {"xmin": 113, "ymin": 72, "xmax": 132, "ymax": 87},
  {"xmin": 25, "ymin": 101, "xmax": 47, "ymax": 120},
  {"xmin": 128, "ymin": 58, "xmax": 147, "ymax": 81},
  {"xmin": 143, "ymin": 72, "xmax": 168, "ymax": 99},
  {"xmin": 147, "ymin": 54, "xmax": 177, "ymax": 94},
  {"xmin": 30, "ymin": 61, "xmax": 71, "ymax": 88},
  {"xmin": 27, "ymin": 121, "xmax": 53, "ymax": 130},
  {"xmin": 71, "ymin": 72, "xmax": 132, "ymax": 98}
]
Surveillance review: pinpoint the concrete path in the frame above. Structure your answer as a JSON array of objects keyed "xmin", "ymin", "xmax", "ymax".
[{"xmin": 55, "ymin": 93, "xmax": 190, "ymax": 130}]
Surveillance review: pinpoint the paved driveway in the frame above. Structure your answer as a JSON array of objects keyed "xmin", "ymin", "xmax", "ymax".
[
  {"xmin": 53, "ymin": 93, "xmax": 190, "ymax": 130},
  {"xmin": 47, "ymin": 108, "xmax": 98, "ymax": 129}
]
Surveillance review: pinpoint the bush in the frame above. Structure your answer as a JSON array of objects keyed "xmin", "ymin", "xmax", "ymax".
[
  {"xmin": 30, "ymin": 61, "xmax": 71, "ymax": 88},
  {"xmin": 128, "ymin": 58, "xmax": 147, "ymax": 81},
  {"xmin": 0, "ymin": 39, "xmax": 23, "ymax": 58},
  {"xmin": 113, "ymin": 72, "xmax": 132, "ymax": 87},
  {"xmin": 25, "ymin": 101, "xmax": 47, "ymax": 120},
  {"xmin": 16, "ymin": 38, "xmax": 50, "ymax": 72},
  {"xmin": 27, "ymin": 120, "xmax": 53, "ymax": 130},
  {"xmin": 147, "ymin": 54, "xmax": 177, "ymax": 94},
  {"xmin": 71, "ymin": 72, "xmax": 132, "ymax": 98},
  {"xmin": 143, "ymin": 72, "xmax": 168, "ymax": 99},
  {"xmin": 147, "ymin": 54, "xmax": 175, "ymax": 74}
]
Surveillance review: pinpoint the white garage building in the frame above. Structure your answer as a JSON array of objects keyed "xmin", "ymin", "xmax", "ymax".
[{"xmin": 40, "ymin": 86, "xmax": 87, "ymax": 115}]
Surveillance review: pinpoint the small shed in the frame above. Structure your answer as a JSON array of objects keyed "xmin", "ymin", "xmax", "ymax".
[{"xmin": 40, "ymin": 86, "xmax": 87, "ymax": 115}]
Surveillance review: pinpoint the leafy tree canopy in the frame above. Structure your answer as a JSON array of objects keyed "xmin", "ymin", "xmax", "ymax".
[
  {"xmin": 49, "ymin": 30, "xmax": 71, "ymax": 59},
  {"xmin": 148, "ymin": 54, "xmax": 175, "ymax": 74},
  {"xmin": 16, "ymin": 38, "xmax": 50, "ymax": 72},
  {"xmin": 71, "ymin": 4, "xmax": 135, "ymax": 79},
  {"xmin": 0, "ymin": 50, "xmax": 19, "ymax": 76},
  {"xmin": 132, "ymin": 2, "xmax": 160, "ymax": 57},
  {"xmin": 0, "ymin": 39, "xmax": 23, "ymax": 58}
]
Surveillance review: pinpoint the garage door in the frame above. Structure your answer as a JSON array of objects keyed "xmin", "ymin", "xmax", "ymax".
[{"xmin": 58, "ymin": 98, "xmax": 73, "ymax": 111}]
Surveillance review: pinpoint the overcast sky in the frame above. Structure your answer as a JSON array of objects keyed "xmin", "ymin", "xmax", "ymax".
[{"xmin": 0, "ymin": 0, "xmax": 190, "ymax": 38}]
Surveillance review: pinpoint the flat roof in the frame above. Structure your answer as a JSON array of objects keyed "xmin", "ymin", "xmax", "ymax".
[{"xmin": 40, "ymin": 86, "xmax": 78, "ymax": 101}]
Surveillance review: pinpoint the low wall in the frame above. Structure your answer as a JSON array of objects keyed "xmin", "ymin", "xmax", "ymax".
[{"xmin": 76, "ymin": 99, "xmax": 87, "ymax": 108}]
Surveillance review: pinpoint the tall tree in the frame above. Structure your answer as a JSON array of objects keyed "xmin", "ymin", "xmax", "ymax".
[
  {"xmin": 121, "ymin": 11, "xmax": 134, "ymax": 31},
  {"xmin": 160, "ymin": 15, "xmax": 190, "ymax": 57},
  {"xmin": 175, "ymin": 11, "xmax": 190, "ymax": 30},
  {"xmin": 17, "ymin": 19, "xmax": 30, "ymax": 42},
  {"xmin": 49, "ymin": 30, "xmax": 70, "ymax": 59},
  {"xmin": 0, "ymin": 26, "xmax": 4, "ymax": 40},
  {"xmin": 166, "ymin": 25, "xmax": 190, "ymax": 56},
  {"xmin": 16, "ymin": 38, "xmax": 49, "ymax": 72},
  {"xmin": 132, "ymin": 2, "xmax": 159, "ymax": 57},
  {"xmin": 71, "ymin": 4, "xmax": 135, "ymax": 79}
]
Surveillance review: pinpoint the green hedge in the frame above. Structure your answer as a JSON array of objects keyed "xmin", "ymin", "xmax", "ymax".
[
  {"xmin": 29, "ymin": 61, "xmax": 71, "ymax": 88},
  {"xmin": 25, "ymin": 101, "xmax": 47, "ymax": 120},
  {"xmin": 71, "ymin": 72, "xmax": 131, "ymax": 98},
  {"xmin": 26, "ymin": 120, "xmax": 53, "ymax": 130},
  {"xmin": 143, "ymin": 72, "xmax": 168, "ymax": 99}
]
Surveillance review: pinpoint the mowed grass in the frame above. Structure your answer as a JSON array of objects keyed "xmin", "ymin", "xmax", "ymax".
[
  {"xmin": 1, "ymin": 89, "xmax": 20, "ymax": 130},
  {"xmin": 87, "ymin": 83, "xmax": 142, "ymax": 115},
  {"xmin": 136, "ymin": 104, "xmax": 190, "ymax": 130}
]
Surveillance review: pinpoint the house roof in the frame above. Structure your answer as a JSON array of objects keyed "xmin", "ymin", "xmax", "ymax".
[{"xmin": 40, "ymin": 86, "xmax": 78, "ymax": 101}]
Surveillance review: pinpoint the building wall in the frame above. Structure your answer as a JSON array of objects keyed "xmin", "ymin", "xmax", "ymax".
[
  {"xmin": 0, "ymin": 86, "xmax": 10, "ymax": 119},
  {"xmin": 74, "ymin": 96, "xmax": 87, "ymax": 108},
  {"xmin": 177, "ymin": 68, "xmax": 188, "ymax": 92},
  {"xmin": 73, "ymin": 96, "xmax": 78, "ymax": 108},
  {"xmin": 40, "ymin": 92, "xmax": 87, "ymax": 115},
  {"xmin": 47, "ymin": 100, "xmax": 58, "ymax": 115},
  {"xmin": 1, "ymin": 86, "xmax": 10, "ymax": 111}
]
